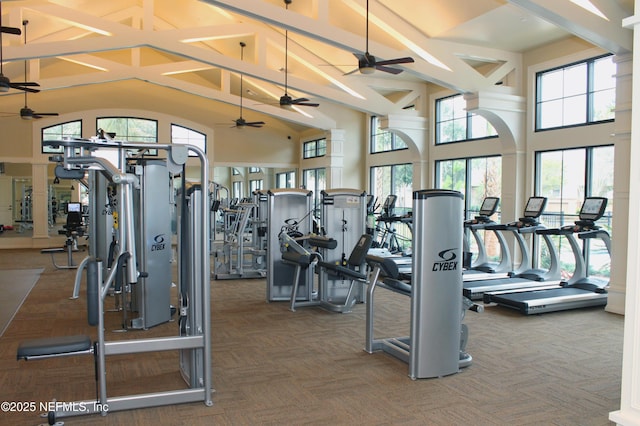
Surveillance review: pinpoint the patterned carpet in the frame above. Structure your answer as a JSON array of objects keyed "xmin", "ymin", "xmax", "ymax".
[
  {"xmin": 0, "ymin": 268, "xmax": 43, "ymax": 337},
  {"xmin": 0, "ymin": 249, "xmax": 624, "ymax": 425}
]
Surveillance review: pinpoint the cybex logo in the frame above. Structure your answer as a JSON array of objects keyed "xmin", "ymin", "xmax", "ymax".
[
  {"xmin": 432, "ymin": 248, "xmax": 458, "ymax": 272},
  {"xmin": 151, "ymin": 234, "xmax": 166, "ymax": 251}
]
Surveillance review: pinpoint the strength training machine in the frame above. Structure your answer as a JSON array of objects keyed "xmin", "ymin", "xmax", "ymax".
[
  {"xmin": 365, "ymin": 189, "xmax": 482, "ymax": 379},
  {"xmin": 16, "ymin": 136, "xmax": 213, "ymax": 423}
]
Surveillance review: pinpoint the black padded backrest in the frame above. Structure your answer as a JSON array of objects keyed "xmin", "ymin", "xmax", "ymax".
[
  {"xmin": 66, "ymin": 211, "xmax": 83, "ymax": 230},
  {"xmin": 347, "ymin": 234, "xmax": 374, "ymax": 268},
  {"xmin": 365, "ymin": 254, "xmax": 400, "ymax": 279}
]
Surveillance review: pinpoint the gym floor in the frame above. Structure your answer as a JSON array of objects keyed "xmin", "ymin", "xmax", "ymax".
[{"xmin": 0, "ymin": 249, "xmax": 623, "ymax": 425}]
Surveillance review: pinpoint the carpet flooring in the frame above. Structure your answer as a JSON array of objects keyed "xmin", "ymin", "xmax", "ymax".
[
  {"xmin": 0, "ymin": 268, "xmax": 44, "ymax": 337},
  {"xmin": 0, "ymin": 249, "xmax": 624, "ymax": 426}
]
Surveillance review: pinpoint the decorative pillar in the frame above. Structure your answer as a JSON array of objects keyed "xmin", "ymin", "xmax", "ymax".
[
  {"xmin": 607, "ymin": 53, "xmax": 633, "ymax": 315},
  {"xmin": 325, "ymin": 129, "xmax": 345, "ymax": 189},
  {"xmin": 465, "ymin": 91, "xmax": 526, "ymax": 246},
  {"xmin": 380, "ymin": 114, "xmax": 428, "ymax": 189},
  {"xmin": 609, "ymin": 11, "xmax": 640, "ymax": 426}
]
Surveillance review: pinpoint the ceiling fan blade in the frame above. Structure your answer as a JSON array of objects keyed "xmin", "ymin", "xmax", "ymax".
[
  {"xmin": 12, "ymin": 85, "xmax": 40, "ymax": 93},
  {"xmin": 1, "ymin": 26, "xmax": 21, "ymax": 35},
  {"xmin": 292, "ymin": 99, "xmax": 319, "ymax": 107},
  {"xmin": 343, "ymin": 68, "xmax": 360, "ymax": 76},
  {"xmin": 245, "ymin": 121, "xmax": 265, "ymax": 127},
  {"xmin": 375, "ymin": 64, "xmax": 404, "ymax": 75},
  {"xmin": 10, "ymin": 81, "xmax": 39, "ymax": 87},
  {"xmin": 376, "ymin": 57, "xmax": 415, "ymax": 66},
  {"xmin": 33, "ymin": 112, "xmax": 59, "ymax": 118}
]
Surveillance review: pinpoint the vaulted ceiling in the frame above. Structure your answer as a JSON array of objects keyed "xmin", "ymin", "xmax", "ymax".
[{"xmin": 0, "ymin": 0, "xmax": 633, "ymax": 131}]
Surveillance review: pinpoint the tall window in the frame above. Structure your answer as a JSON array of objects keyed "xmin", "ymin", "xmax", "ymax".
[
  {"xmin": 535, "ymin": 146, "xmax": 613, "ymax": 280},
  {"xmin": 369, "ymin": 164, "xmax": 413, "ymax": 251},
  {"xmin": 276, "ymin": 171, "xmax": 296, "ymax": 188},
  {"xmin": 97, "ymin": 117, "xmax": 158, "ymax": 155},
  {"xmin": 436, "ymin": 156, "xmax": 502, "ymax": 264},
  {"xmin": 370, "ymin": 116, "xmax": 408, "ymax": 153},
  {"xmin": 303, "ymin": 138, "xmax": 326, "ymax": 159},
  {"xmin": 303, "ymin": 168, "xmax": 326, "ymax": 214},
  {"xmin": 249, "ymin": 179, "xmax": 263, "ymax": 193},
  {"xmin": 249, "ymin": 167, "xmax": 260, "ymax": 173},
  {"xmin": 171, "ymin": 124, "xmax": 205, "ymax": 156},
  {"xmin": 536, "ymin": 54, "xmax": 615, "ymax": 130},
  {"xmin": 369, "ymin": 164, "xmax": 413, "ymax": 213},
  {"xmin": 41, "ymin": 120, "xmax": 82, "ymax": 154},
  {"xmin": 435, "ymin": 94, "xmax": 497, "ymax": 144},
  {"xmin": 435, "ymin": 156, "xmax": 502, "ymax": 217},
  {"xmin": 232, "ymin": 181, "xmax": 243, "ymax": 200}
]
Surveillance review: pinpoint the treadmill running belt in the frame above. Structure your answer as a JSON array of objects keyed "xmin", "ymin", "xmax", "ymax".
[{"xmin": 487, "ymin": 287, "xmax": 607, "ymax": 315}]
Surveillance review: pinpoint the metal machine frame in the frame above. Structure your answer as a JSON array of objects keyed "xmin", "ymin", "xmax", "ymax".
[
  {"xmin": 266, "ymin": 188, "xmax": 313, "ymax": 302},
  {"xmin": 364, "ymin": 190, "xmax": 474, "ymax": 379},
  {"xmin": 17, "ymin": 137, "xmax": 212, "ymax": 422}
]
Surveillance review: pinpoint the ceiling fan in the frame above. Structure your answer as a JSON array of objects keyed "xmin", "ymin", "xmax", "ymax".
[
  {"xmin": 278, "ymin": 0, "xmax": 318, "ymax": 108},
  {"xmin": 19, "ymin": 20, "xmax": 58, "ymax": 120},
  {"xmin": 344, "ymin": 0, "xmax": 415, "ymax": 76},
  {"xmin": 0, "ymin": 2, "xmax": 39, "ymax": 93},
  {"xmin": 233, "ymin": 42, "xmax": 264, "ymax": 128}
]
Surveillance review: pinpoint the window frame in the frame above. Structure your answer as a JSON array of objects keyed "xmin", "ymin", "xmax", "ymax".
[
  {"xmin": 276, "ymin": 171, "xmax": 296, "ymax": 189},
  {"xmin": 41, "ymin": 120, "xmax": 83, "ymax": 154},
  {"xmin": 96, "ymin": 116, "xmax": 159, "ymax": 156},
  {"xmin": 534, "ymin": 54, "xmax": 615, "ymax": 132},
  {"xmin": 534, "ymin": 144, "xmax": 614, "ymax": 279},
  {"xmin": 435, "ymin": 94, "xmax": 498, "ymax": 145},
  {"xmin": 434, "ymin": 155, "xmax": 502, "ymax": 219},
  {"xmin": 171, "ymin": 123, "xmax": 206, "ymax": 157},
  {"xmin": 302, "ymin": 138, "xmax": 327, "ymax": 159},
  {"xmin": 370, "ymin": 116, "xmax": 409, "ymax": 154}
]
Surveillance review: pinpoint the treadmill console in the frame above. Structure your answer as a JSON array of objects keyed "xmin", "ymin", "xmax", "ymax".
[
  {"xmin": 466, "ymin": 197, "xmax": 500, "ymax": 225},
  {"xmin": 563, "ymin": 197, "xmax": 608, "ymax": 232},
  {"xmin": 512, "ymin": 196, "xmax": 547, "ymax": 228}
]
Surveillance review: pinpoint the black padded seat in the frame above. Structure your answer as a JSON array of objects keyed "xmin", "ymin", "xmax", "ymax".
[
  {"xmin": 316, "ymin": 262, "xmax": 367, "ymax": 280},
  {"xmin": 365, "ymin": 255, "xmax": 412, "ymax": 294},
  {"xmin": 317, "ymin": 234, "xmax": 373, "ymax": 280},
  {"xmin": 17, "ymin": 334, "xmax": 92, "ymax": 360},
  {"xmin": 282, "ymin": 251, "xmax": 312, "ymax": 266}
]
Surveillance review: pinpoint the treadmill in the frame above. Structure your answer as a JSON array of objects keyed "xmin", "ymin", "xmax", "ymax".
[
  {"xmin": 483, "ymin": 197, "xmax": 610, "ymax": 315},
  {"xmin": 462, "ymin": 196, "xmax": 562, "ymax": 300},
  {"xmin": 462, "ymin": 197, "xmax": 512, "ymax": 281}
]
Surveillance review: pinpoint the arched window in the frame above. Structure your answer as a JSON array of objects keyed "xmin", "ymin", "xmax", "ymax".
[
  {"xmin": 171, "ymin": 124, "xmax": 206, "ymax": 156},
  {"xmin": 96, "ymin": 117, "xmax": 158, "ymax": 154},
  {"xmin": 41, "ymin": 120, "xmax": 82, "ymax": 154}
]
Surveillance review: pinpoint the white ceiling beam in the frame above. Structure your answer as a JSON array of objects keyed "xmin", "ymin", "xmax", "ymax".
[
  {"xmin": 23, "ymin": 4, "xmax": 135, "ymax": 36},
  {"xmin": 508, "ymin": 0, "xmax": 632, "ymax": 54},
  {"xmin": 202, "ymin": 0, "xmax": 523, "ymax": 93}
]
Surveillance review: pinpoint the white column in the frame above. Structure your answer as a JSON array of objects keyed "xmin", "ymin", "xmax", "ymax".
[
  {"xmin": 609, "ymin": 11, "xmax": 640, "ymax": 426},
  {"xmin": 607, "ymin": 53, "xmax": 633, "ymax": 315},
  {"xmin": 380, "ymin": 114, "xmax": 428, "ymax": 190},
  {"xmin": 325, "ymin": 129, "xmax": 345, "ymax": 189}
]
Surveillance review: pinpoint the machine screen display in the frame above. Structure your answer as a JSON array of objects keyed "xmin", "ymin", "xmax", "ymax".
[
  {"xmin": 580, "ymin": 197, "xmax": 607, "ymax": 221},
  {"xmin": 67, "ymin": 202, "xmax": 81, "ymax": 213},
  {"xmin": 523, "ymin": 197, "xmax": 546, "ymax": 218},
  {"xmin": 479, "ymin": 197, "xmax": 499, "ymax": 216}
]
